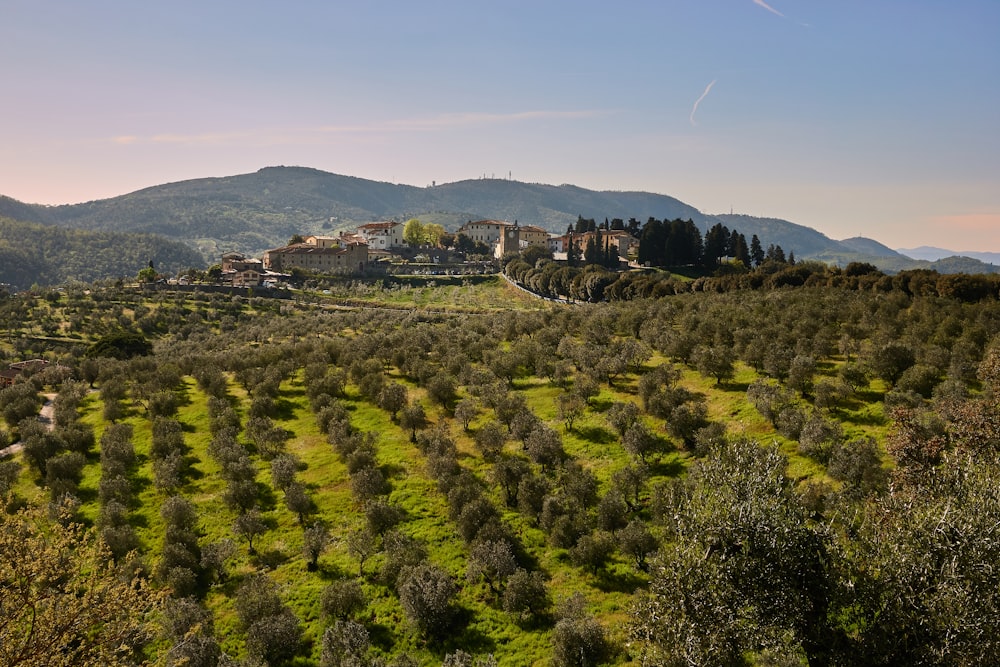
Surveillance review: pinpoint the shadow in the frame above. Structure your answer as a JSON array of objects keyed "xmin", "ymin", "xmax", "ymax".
[
  {"xmin": 271, "ymin": 398, "xmax": 298, "ymax": 421},
  {"xmin": 252, "ymin": 547, "xmax": 290, "ymax": 570},
  {"xmin": 254, "ymin": 483, "xmax": 279, "ymax": 512},
  {"xmin": 182, "ymin": 455, "xmax": 205, "ymax": 481},
  {"xmin": 434, "ymin": 607, "xmax": 497, "ymax": 658},
  {"xmin": 648, "ymin": 457, "xmax": 685, "ymax": 478},
  {"xmin": 725, "ymin": 380, "xmax": 751, "ymax": 394},
  {"xmin": 575, "ymin": 425, "xmax": 617, "ymax": 445},
  {"xmin": 379, "ymin": 462, "xmax": 407, "ymax": 481},
  {"xmin": 174, "ymin": 384, "xmax": 194, "ymax": 409},
  {"xmin": 75, "ymin": 485, "xmax": 99, "ymax": 505},
  {"xmin": 589, "ymin": 397, "xmax": 614, "ymax": 412},
  {"xmin": 128, "ymin": 511, "xmax": 150, "ymax": 529},
  {"xmin": 367, "ymin": 622, "xmax": 398, "ymax": 653},
  {"xmin": 593, "ymin": 568, "xmax": 648, "ymax": 595},
  {"xmin": 314, "ymin": 562, "xmax": 351, "ymax": 581},
  {"xmin": 838, "ymin": 410, "xmax": 889, "ymax": 428}
]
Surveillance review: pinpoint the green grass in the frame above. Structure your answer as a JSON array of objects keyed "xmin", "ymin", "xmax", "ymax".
[{"xmin": 1, "ymin": 283, "xmax": 924, "ymax": 666}]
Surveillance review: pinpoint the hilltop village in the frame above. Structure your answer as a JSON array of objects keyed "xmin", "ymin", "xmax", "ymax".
[{"xmin": 209, "ymin": 220, "xmax": 637, "ymax": 288}]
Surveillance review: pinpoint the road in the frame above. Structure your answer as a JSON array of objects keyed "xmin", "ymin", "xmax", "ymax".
[{"xmin": 0, "ymin": 392, "xmax": 56, "ymax": 457}]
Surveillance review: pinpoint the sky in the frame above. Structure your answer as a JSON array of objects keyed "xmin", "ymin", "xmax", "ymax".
[{"xmin": 2, "ymin": 1, "xmax": 999, "ymax": 251}]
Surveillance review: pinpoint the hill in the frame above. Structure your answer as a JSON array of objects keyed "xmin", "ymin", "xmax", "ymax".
[
  {"xmin": 0, "ymin": 216, "xmax": 205, "ymax": 289},
  {"xmin": 837, "ymin": 236, "xmax": 903, "ymax": 259},
  {"xmin": 898, "ymin": 245, "xmax": 1000, "ymax": 266},
  {"xmin": 2, "ymin": 166, "xmax": 998, "ymax": 276},
  {"xmin": 6, "ymin": 167, "xmax": 716, "ymax": 259}
]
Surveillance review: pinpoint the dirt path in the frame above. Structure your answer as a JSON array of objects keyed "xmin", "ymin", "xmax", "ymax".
[{"xmin": 0, "ymin": 392, "xmax": 57, "ymax": 458}]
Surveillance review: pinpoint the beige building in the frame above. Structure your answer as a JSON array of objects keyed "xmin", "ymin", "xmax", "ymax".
[
  {"xmin": 263, "ymin": 237, "xmax": 369, "ymax": 274},
  {"xmin": 356, "ymin": 222, "xmax": 404, "ymax": 250},
  {"xmin": 303, "ymin": 235, "xmax": 342, "ymax": 248},
  {"xmin": 496, "ymin": 222, "xmax": 553, "ymax": 258},
  {"xmin": 548, "ymin": 230, "xmax": 637, "ymax": 259},
  {"xmin": 221, "ymin": 252, "xmax": 264, "ymax": 273},
  {"xmin": 458, "ymin": 220, "xmax": 508, "ymax": 245},
  {"xmin": 460, "ymin": 220, "xmax": 553, "ymax": 258}
]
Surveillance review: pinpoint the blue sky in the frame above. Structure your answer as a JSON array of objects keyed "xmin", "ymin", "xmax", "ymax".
[{"xmin": 2, "ymin": 1, "xmax": 998, "ymax": 250}]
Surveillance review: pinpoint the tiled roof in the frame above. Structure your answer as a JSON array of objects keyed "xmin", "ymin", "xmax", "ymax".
[{"xmin": 358, "ymin": 221, "xmax": 399, "ymax": 230}]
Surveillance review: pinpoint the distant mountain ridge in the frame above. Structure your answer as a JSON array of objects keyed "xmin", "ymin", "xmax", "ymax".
[
  {"xmin": 897, "ymin": 246, "xmax": 1000, "ymax": 266},
  {"xmin": 2, "ymin": 166, "xmax": 997, "ymax": 276}
]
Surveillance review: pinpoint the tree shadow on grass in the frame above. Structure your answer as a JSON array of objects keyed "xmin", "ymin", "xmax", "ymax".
[
  {"xmin": 724, "ymin": 380, "xmax": 752, "ymax": 394},
  {"xmin": 256, "ymin": 481, "xmax": 279, "ymax": 512},
  {"xmin": 253, "ymin": 547, "xmax": 290, "ymax": 570},
  {"xmin": 593, "ymin": 567, "xmax": 647, "ymax": 595},
  {"xmin": 648, "ymin": 456, "xmax": 685, "ymax": 478},
  {"xmin": 174, "ymin": 383, "xmax": 194, "ymax": 409},
  {"xmin": 380, "ymin": 462, "xmax": 407, "ymax": 481},
  {"xmin": 433, "ymin": 607, "xmax": 497, "ymax": 658},
  {"xmin": 589, "ymin": 397, "xmax": 614, "ymax": 412},
  {"xmin": 838, "ymin": 410, "xmax": 889, "ymax": 428},
  {"xmin": 574, "ymin": 425, "xmax": 617, "ymax": 446},
  {"xmin": 271, "ymin": 398, "xmax": 298, "ymax": 421},
  {"xmin": 182, "ymin": 455, "xmax": 205, "ymax": 481}
]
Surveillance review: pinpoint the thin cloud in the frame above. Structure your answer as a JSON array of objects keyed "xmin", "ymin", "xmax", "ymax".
[
  {"xmin": 108, "ymin": 110, "xmax": 610, "ymax": 146},
  {"xmin": 753, "ymin": 0, "xmax": 785, "ymax": 17},
  {"xmin": 382, "ymin": 109, "xmax": 607, "ymax": 131},
  {"xmin": 689, "ymin": 80, "xmax": 717, "ymax": 126}
]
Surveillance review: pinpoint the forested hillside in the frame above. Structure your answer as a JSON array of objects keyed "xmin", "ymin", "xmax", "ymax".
[
  {"xmin": 4, "ymin": 274, "xmax": 1000, "ymax": 665},
  {"xmin": 3, "ymin": 166, "xmax": 962, "ymax": 272},
  {"xmin": 0, "ymin": 216, "xmax": 205, "ymax": 288}
]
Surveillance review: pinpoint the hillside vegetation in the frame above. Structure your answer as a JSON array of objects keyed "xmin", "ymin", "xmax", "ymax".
[
  {"xmin": 3, "ymin": 276, "xmax": 1000, "ymax": 665},
  {"xmin": 7, "ymin": 166, "xmax": 989, "ymax": 275},
  {"xmin": 0, "ymin": 215, "xmax": 205, "ymax": 289}
]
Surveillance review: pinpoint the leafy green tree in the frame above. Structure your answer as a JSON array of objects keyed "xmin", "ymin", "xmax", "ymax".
[
  {"xmin": 235, "ymin": 574, "xmax": 303, "ymax": 666},
  {"xmin": 233, "ymin": 508, "xmax": 267, "ymax": 554},
  {"xmin": 1, "ymin": 505, "xmax": 162, "ymax": 667},
  {"xmin": 557, "ymin": 392, "xmax": 585, "ymax": 432},
  {"xmin": 691, "ymin": 344, "xmax": 736, "ymax": 385},
  {"xmin": 162, "ymin": 597, "xmax": 221, "ymax": 667},
  {"xmin": 302, "ymin": 521, "xmax": 330, "ymax": 570},
  {"xmin": 137, "ymin": 265, "xmax": 158, "ymax": 283},
  {"xmin": 455, "ymin": 397, "xmax": 479, "ymax": 431},
  {"xmin": 403, "ymin": 218, "xmax": 425, "ymax": 247},
  {"xmin": 622, "ymin": 421, "xmax": 659, "ymax": 463},
  {"xmin": 378, "ymin": 382, "xmax": 407, "ymax": 420},
  {"xmin": 617, "ymin": 519, "xmax": 657, "ymax": 571},
  {"xmin": 321, "ymin": 620, "xmax": 373, "ymax": 667},
  {"xmin": 502, "ymin": 568, "xmax": 551, "ymax": 622},
  {"xmin": 551, "ymin": 595, "xmax": 610, "ymax": 667},
  {"xmin": 750, "ymin": 234, "xmax": 765, "ymax": 267},
  {"xmin": 467, "ymin": 539, "xmax": 518, "ymax": 595},
  {"xmin": 284, "ymin": 481, "xmax": 314, "ymax": 524},
  {"xmin": 847, "ymin": 453, "xmax": 1000, "ymax": 664},
  {"xmin": 399, "ymin": 402, "xmax": 427, "ymax": 442},
  {"xmin": 321, "ymin": 579, "xmax": 367, "ymax": 621},
  {"xmin": 397, "ymin": 563, "xmax": 458, "ymax": 637},
  {"xmin": 632, "ymin": 439, "xmax": 835, "ymax": 666},
  {"xmin": 569, "ymin": 531, "xmax": 615, "ymax": 575}
]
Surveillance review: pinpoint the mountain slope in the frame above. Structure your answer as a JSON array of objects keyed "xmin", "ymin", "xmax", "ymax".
[
  {"xmin": 898, "ymin": 246, "xmax": 1000, "ymax": 265},
  {"xmin": 0, "ymin": 216, "xmax": 204, "ymax": 288},
  {"xmin": 2, "ymin": 166, "xmax": 997, "ymax": 276},
  {"xmin": 838, "ymin": 237, "xmax": 903, "ymax": 259},
  {"xmin": 13, "ymin": 167, "xmax": 717, "ymax": 258}
]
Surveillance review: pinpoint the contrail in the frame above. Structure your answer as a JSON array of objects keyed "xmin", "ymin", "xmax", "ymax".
[
  {"xmin": 689, "ymin": 79, "xmax": 717, "ymax": 126},
  {"xmin": 753, "ymin": 0, "xmax": 785, "ymax": 17}
]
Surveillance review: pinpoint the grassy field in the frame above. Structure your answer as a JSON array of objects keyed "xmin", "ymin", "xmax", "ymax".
[{"xmin": 0, "ymin": 280, "xmax": 912, "ymax": 666}]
